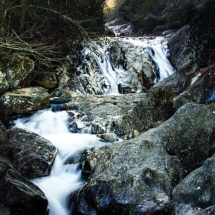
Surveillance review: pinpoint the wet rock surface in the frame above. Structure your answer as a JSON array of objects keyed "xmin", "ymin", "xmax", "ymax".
[
  {"xmin": 8, "ymin": 127, "xmax": 57, "ymax": 178},
  {"xmin": 63, "ymin": 93, "xmax": 147, "ymax": 135},
  {"xmin": 0, "ymin": 156, "xmax": 48, "ymax": 215}
]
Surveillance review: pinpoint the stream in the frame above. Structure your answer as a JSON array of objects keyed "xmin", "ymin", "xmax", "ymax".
[
  {"xmin": 14, "ymin": 35, "xmax": 174, "ymax": 215},
  {"xmin": 15, "ymin": 109, "xmax": 110, "ymax": 215}
]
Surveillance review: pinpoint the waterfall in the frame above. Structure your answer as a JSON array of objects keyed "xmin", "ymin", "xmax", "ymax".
[
  {"xmin": 14, "ymin": 110, "xmax": 109, "ymax": 215},
  {"xmin": 121, "ymin": 37, "xmax": 175, "ymax": 82},
  {"xmin": 89, "ymin": 46, "xmax": 119, "ymax": 94},
  {"xmin": 74, "ymin": 36, "xmax": 174, "ymax": 95}
]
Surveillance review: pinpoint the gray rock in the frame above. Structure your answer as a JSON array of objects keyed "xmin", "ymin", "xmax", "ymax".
[
  {"xmin": 63, "ymin": 93, "xmax": 146, "ymax": 135},
  {"xmin": 74, "ymin": 102, "xmax": 215, "ymax": 215},
  {"xmin": 97, "ymin": 133, "xmax": 118, "ymax": 142},
  {"xmin": 63, "ymin": 87, "xmax": 175, "ymax": 136},
  {"xmin": 6, "ymin": 53, "xmax": 34, "ymax": 89},
  {"xmin": 173, "ymin": 154, "xmax": 215, "ymax": 215},
  {"xmin": 168, "ymin": 25, "xmax": 197, "ymax": 73},
  {"xmin": 0, "ymin": 156, "xmax": 48, "ymax": 215},
  {"xmin": 0, "ymin": 87, "xmax": 50, "ymax": 117},
  {"xmin": 8, "ymin": 127, "xmax": 57, "ymax": 178}
]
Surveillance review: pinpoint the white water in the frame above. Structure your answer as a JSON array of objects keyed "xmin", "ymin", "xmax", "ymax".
[
  {"xmin": 14, "ymin": 110, "xmax": 109, "ymax": 215},
  {"xmin": 89, "ymin": 47, "xmax": 119, "ymax": 94},
  {"xmin": 121, "ymin": 37, "xmax": 175, "ymax": 82},
  {"xmin": 87, "ymin": 36, "xmax": 174, "ymax": 95}
]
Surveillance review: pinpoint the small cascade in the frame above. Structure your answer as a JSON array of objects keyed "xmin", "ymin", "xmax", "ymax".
[
  {"xmin": 89, "ymin": 46, "xmax": 119, "ymax": 94},
  {"xmin": 14, "ymin": 110, "xmax": 109, "ymax": 215},
  {"xmin": 121, "ymin": 37, "xmax": 175, "ymax": 82},
  {"xmin": 73, "ymin": 36, "xmax": 175, "ymax": 95}
]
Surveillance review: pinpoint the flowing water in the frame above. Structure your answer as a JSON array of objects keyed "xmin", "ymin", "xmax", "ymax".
[
  {"xmin": 14, "ymin": 35, "xmax": 175, "ymax": 215},
  {"xmin": 14, "ymin": 110, "xmax": 109, "ymax": 215}
]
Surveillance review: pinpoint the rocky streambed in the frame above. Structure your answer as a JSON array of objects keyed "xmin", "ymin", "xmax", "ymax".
[{"xmin": 0, "ymin": 25, "xmax": 215, "ymax": 215}]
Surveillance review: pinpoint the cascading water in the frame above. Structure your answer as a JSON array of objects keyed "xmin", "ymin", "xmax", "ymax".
[
  {"xmin": 75, "ymin": 36, "xmax": 174, "ymax": 95},
  {"xmin": 121, "ymin": 37, "xmax": 175, "ymax": 82},
  {"xmin": 14, "ymin": 109, "xmax": 109, "ymax": 215},
  {"xmin": 14, "ymin": 33, "xmax": 175, "ymax": 215}
]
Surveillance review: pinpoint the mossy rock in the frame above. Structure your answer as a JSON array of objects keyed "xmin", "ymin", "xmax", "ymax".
[{"xmin": 6, "ymin": 53, "xmax": 34, "ymax": 89}]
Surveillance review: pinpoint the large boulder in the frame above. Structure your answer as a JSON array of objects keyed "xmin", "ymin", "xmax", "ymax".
[
  {"xmin": 74, "ymin": 102, "xmax": 215, "ymax": 215},
  {"xmin": 173, "ymin": 154, "xmax": 215, "ymax": 215},
  {"xmin": 8, "ymin": 127, "xmax": 57, "ymax": 178},
  {"xmin": 0, "ymin": 87, "xmax": 50, "ymax": 117},
  {"xmin": 6, "ymin": 53, "xmax": 34, "ymax": 89},
  {"xmin": 0, "ymin": 156, "xmax": 48, "ymax": 215}
]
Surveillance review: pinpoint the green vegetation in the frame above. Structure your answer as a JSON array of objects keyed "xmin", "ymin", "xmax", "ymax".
[{"xmin": 0, "ymin": 0, "xmax": 105, "ymax": 68}]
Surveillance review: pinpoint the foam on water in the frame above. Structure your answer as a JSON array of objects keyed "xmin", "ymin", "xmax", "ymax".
[{"xmin": 14, "ymin": 110, "xmax": 107, "ymax": 215}]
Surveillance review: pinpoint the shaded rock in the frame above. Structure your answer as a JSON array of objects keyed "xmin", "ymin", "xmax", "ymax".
[
  {"xmin": 123, "ymin": 129, "xmax": 140, "ymax": 140},
  {"xmin": 74, "ymin": 102, "xmax": 215, "ymax": 215},
  {"xmin": 0, "ymin": 70, "xmax": 9, "ymax": 95},
  {"xmin": 173, "ymin": 154, "xmax": 215, "ymax": 215},
  {"xmin": 168, "ymin": 25, "xmax": 198, "ymax": 74},
  {"xmin": 97, "ymin": 133, "xmax": 118, "ymax": 142},
  {"xmin": 173, "ymin": 65, "xmax": 215, "ymax": 110},
  {"xmin": 8, "ymin": 127, "xmax": 57, "ymax": 178},
  {"xmin": 0, "ymin": 156, "xmax": 48, "ymax": 215},
  {"xmin": 75, "ymin": 131, "xmax": 179, "ymax": 215},
  {"xmin": 0, "ymin": 87, "xmax": 50, "ymax": 117},
  {"xmin": 0, "ymin": 120, "xmax": 13, "ymax": 159},
  {"xmin": 150, "ymin": 70, "xmax": 189, "ymax": 95},
  {"xmin": 34, "ymin": 71, "xmax": 58, "ymax": 89},
  {"xmin": 0, "ymin": 120, "xmax": 7, "ymax": 143},
  {"xmin": 6, "ymin": 53, "xmax": 34, "ymax": 89}
]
